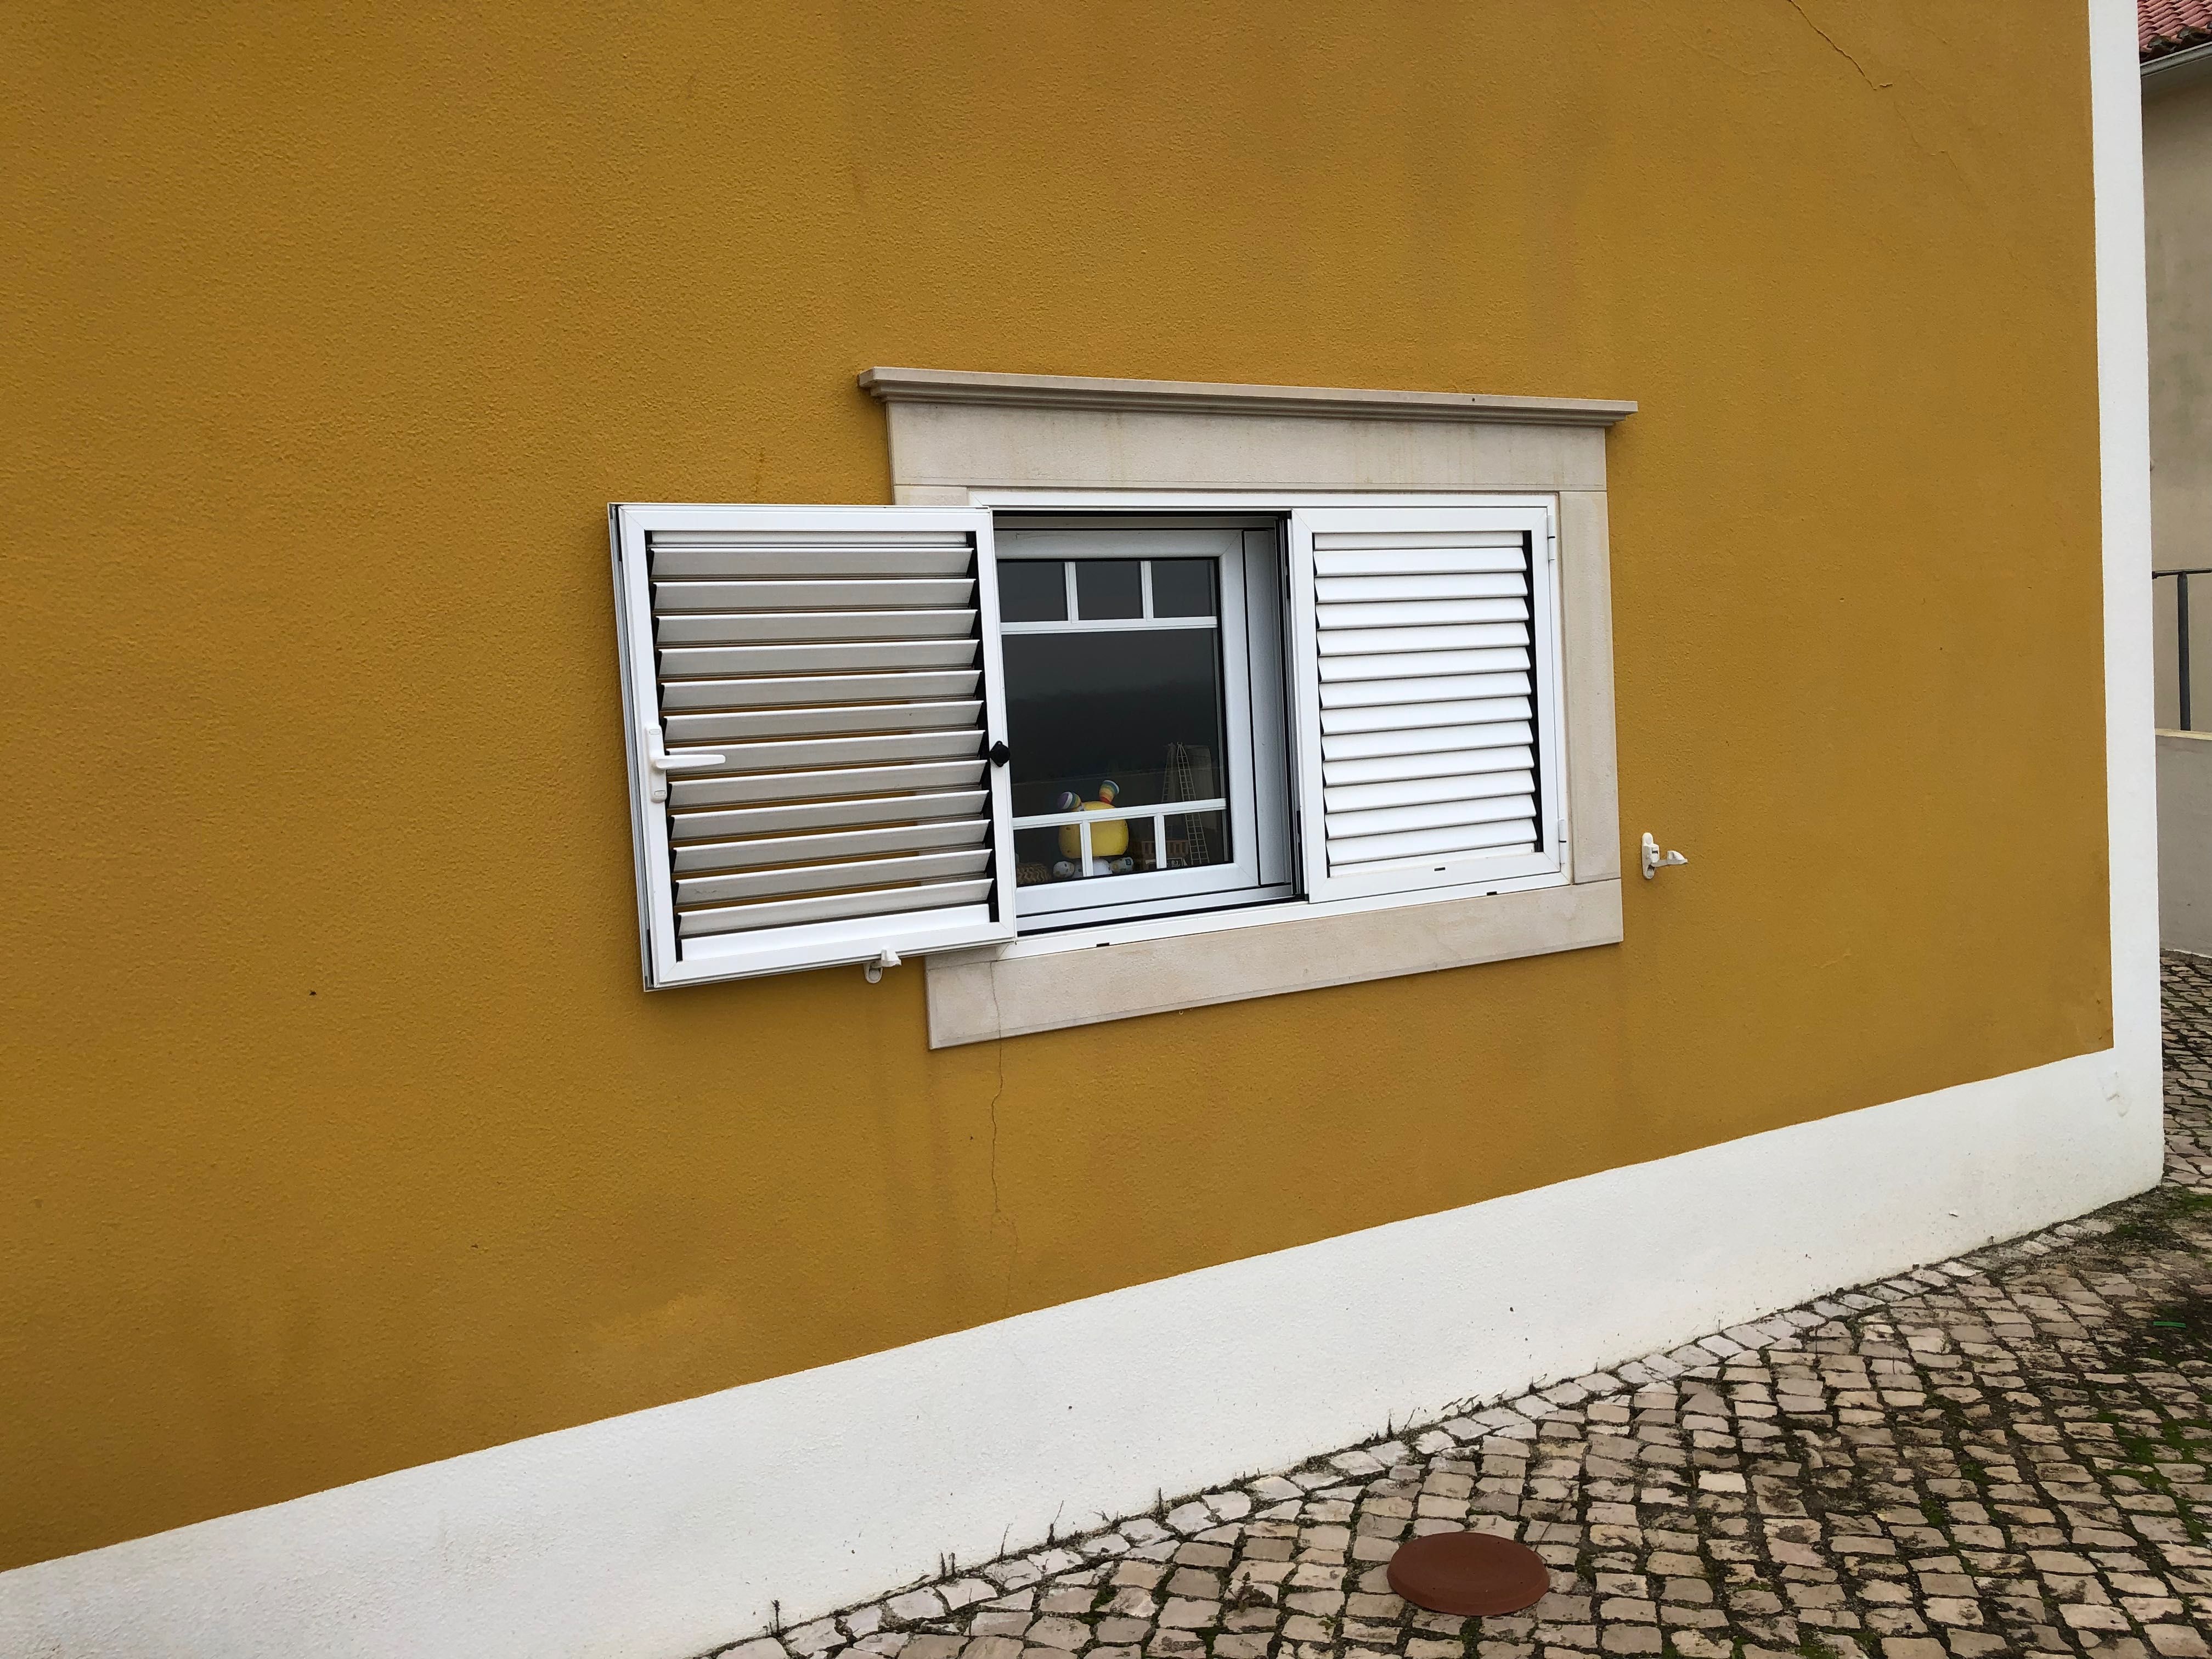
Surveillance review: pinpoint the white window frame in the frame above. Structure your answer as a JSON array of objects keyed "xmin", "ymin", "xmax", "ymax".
[{"xmin": 996, "ymin": 523, "xmax": 1294, "ymax": 930}]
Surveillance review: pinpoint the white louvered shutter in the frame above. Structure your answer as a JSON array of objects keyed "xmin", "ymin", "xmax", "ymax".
[
  {"xmin": 610, "ymin": 505, "xmax": 1016, "ymax": 988},
  {"xmin": 1285, "ymin": 505, "xmax": 1564, "ymax": 903}
]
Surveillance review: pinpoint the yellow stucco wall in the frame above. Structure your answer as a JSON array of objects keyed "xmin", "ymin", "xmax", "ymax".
[{"xmin": 0, "ymin": 3, "xmax": 2109, "ymax": 1573}]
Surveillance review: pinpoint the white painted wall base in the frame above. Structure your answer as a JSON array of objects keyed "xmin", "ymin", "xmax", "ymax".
[{"xmin": 0, "ymin": 1046, "xmax": 2163, "ymax": 1659}]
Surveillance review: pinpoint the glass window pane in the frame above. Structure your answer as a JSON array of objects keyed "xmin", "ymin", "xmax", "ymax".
[
  {"xmin": 1003, "ymin": 630, "xmax": 1226, "ymax": 817},
  {"xmin": 1013, "ymin": 827, "xmax": 1058, "ymax": 886},
  {"xmin": 1015, "ymin": 819, "xmax": 1153, "ymax": 885},
  {"xmin": 997, "ymin": 560, "xmax": 1066, "ymax": 623},
  {"xmin": 1150, "ymin": 558, "xmax": 1216, "ymax": 618},
  {"xmin": 1162, "ymin": 811, "xmax": 1229, "ymax": 870},
  {"xmin": 1074, "ymin": 559, "xmax": 1142, "ymax": 619}
]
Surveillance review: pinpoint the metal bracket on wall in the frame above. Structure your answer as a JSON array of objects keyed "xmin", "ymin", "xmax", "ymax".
[{"xmin": 1640, "ymin": 832, "xmax": 1687, "ymax": 880}]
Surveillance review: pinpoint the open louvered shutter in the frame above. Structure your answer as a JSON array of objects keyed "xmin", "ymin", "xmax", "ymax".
[
  {"xmin": 611, "ymin": 504, "xmax": 1016, "ymax": 988},
  {"xmin": 1285, "ymin": 505, "xmax": 1564, "ymax": 903}
]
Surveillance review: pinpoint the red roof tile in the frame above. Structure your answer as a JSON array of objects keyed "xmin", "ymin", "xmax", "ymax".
[{"xmin": 2145, "ymin": 0, "xmax": 2212, "ymax": 60}]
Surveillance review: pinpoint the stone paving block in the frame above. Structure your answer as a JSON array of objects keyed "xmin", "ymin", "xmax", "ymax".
[{"xmin": 698, "ymin": 956, "xmax": 2212, "ymax": 1659}]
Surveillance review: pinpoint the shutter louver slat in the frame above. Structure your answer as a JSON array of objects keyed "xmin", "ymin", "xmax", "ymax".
[
  {"xmin": 658, "ymin": 669, "xmax": 980, "ymax": 709},
  {"xmin": 670, "ymin": 787, "xmax": 989, "ymax": 844},
  {"xmin": 1326, "ymin": 820, "xmax": 1538, "ymax": 868},
  {"xmin": 667, "ymin": 758, "xmax": 989, "ymax": 809},
  {"xmin": 656, "ymin": 609, "xmax": 980, "ymax": 645},
  {"xmin": 652, "ymin": 578, "xmax": 977, "ymax": 610},
  {"xmin": 1318, "ymin": 646, "xmax": 1530, "ymax": 681},
  {"xmin": 1325, "ymin": 794, "xmax": 1538, "ymax": 840},
  {"xmin": 1316, "ymin": 596, "xmax": 1528, "ymax": 628},
  {"xmin": 1321, "ymin": 719, "xmax": 1533, "ymax": 763},
  {"xmin": 663, "ymin": 698, "xmax": 983, "ymax": 743},
  {"xmin": 669, "ymin": 729, "xmax": 984, "ymax": 774},
  {"xmin": 669, "ymin": 816, "xmax": 989, "ymax": 875},
  {"xmin": 614, "ymin": 506, "xmax": 1013, "ymax": 986},
  {"xmin": 1313, "ymin": 544, "xmax": 1524, "ymax": 574},
  {"xmin": 1322, "ymin": 743, "xmax": 1534, "ymax": 787},
  {"xmin": 675, "ymin": 847, "xmax": 994, "ymax": 907},
  {"xmin": 1313, "ymin": 573, "xmax": 1527, "ymax": 603},
  {"xmin": 1317, "ymin": 622, "xmax": 1530, "ymax": 656},
  {"xmin": 659, "ymin": 639, "xmax": 980, "ymax": 676},
  {"xmin": 1321, "ymin": 670, "xmax": 1528, "ymax": 708},
  {"xmin": 1323, "ymin": 770, "xmax": 1536, "ymax": 814},
  {"xmin": 647, "ymin": 534, "xmax": 975, "ymax": 577},
  {"xmin": 1318, "ymin": 696, "xmax": 1532, "ymax": 737},
  {"xmin": 1290, "ymin": 509, "xmax": 1557, "ymax": 899},
  {"xmin": 679, "ymin": 878, "xmax": 995, "ymax": 939}
]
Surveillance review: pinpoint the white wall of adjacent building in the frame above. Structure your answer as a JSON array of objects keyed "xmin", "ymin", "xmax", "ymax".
[{"xmin": 2146, "ymin": 54, "xmax": 2212, "ymax": 946}]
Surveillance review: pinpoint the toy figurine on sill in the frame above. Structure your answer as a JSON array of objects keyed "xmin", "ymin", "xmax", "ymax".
[{"xmin": 1053, "ymin": 781, "xmax": 1133, "ymax": 876}]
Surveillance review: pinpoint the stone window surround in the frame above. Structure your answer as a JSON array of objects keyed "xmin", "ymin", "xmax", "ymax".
[{"xmin": 859, "ymin": 367, "xmax": 1633, "ymax": 1048}]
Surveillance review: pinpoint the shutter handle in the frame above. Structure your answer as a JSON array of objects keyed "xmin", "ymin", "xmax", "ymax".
[
  {"xmin": 645, "ymin": 740, "xmax": 726, "ymax": 802},
  {"xmin": 989, "ymin": 741, "xmax": 1011, "ymax": 766}
]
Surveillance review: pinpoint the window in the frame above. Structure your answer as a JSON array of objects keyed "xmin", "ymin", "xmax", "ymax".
[
  {"xmin": 614, "ymin": 366, "xmax": 1629, "ymax": 1027},
  {"xmin": 611, "ymin": 500, "xmax": 1565, "ymax": 988},
  {"xmin": 996, "ymin": 524, "xmax": 1291, "ymax": 929}
]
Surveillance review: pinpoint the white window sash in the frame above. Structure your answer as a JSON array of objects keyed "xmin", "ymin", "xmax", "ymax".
[{"xmin": 995, "ymin": 526, "xmax": 1288, "ymax": 926}]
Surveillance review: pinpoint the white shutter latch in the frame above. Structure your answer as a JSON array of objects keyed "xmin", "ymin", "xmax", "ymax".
[
  {"xmin": 644, "ymin": 732, "xmax": 727, "ymax": 802},
  {"xmin": 863, "ymin": 948, "xmax": 903, "ymax": 984}
]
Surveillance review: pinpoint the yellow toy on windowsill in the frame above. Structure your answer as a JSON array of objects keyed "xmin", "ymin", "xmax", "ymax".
[{"xmin": 1053, "ymin": 780, "xmax": 1132, "ymax": 875}]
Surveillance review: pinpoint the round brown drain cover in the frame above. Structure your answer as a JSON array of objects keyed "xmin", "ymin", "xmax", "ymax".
[{"xmin": 1385, "ymin": 1529, "xmax": 1551, "ymax": 1616}]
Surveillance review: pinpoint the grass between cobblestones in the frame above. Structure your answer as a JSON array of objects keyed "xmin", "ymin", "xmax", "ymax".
[{"xmin": 706, "ymin": 955, "xmax": 2212, "ymax": 1659}]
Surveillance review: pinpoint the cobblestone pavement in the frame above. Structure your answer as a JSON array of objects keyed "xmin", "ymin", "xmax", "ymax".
[{"xmin": 715, "ymin": 954, "xmax": 2212, "ymax": 1659}]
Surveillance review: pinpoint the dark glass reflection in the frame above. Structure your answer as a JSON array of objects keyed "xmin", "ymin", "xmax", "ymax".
[
  {"xmin": 1074, "ymin": 560, "xmax": 1142, "ymax": 619},
  {"xmin": 1150, "ymin": 559, "xmax": 1216, "ymax": 618},
  {"xmin": 997, "ymin": 560, "xmax": 1066, "ymax": 623},
  {"xmin": 1162, "ymin": 811, "xmax": 1227, "ymax": 870},
  {"xmin": 1004, "ymin": 630, "xmax": 1225, "ymax": 818},
  {"xmin": 1014, "ymin": 817, "xmax": 1168, "ymax": 886}
]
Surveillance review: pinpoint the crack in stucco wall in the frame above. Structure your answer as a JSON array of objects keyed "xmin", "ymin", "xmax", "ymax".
[{"xmin": 1782, "ymin": 0, "xmax": 1895, "ymax": 94}]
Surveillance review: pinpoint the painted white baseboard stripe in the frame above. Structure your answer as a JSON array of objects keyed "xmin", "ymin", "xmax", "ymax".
[{"xmin": 0, "ymin": 1045, "xmax": 2162, "ymax": 1659}]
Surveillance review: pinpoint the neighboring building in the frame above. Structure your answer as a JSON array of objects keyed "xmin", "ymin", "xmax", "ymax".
[
  {"xmin": 2145, "ymin": 0, "xmax": 2212, "ymax": 951},
  {"xmin": 0, "ymin": 6, "xmax": 2162, "ymax": 1657}
]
